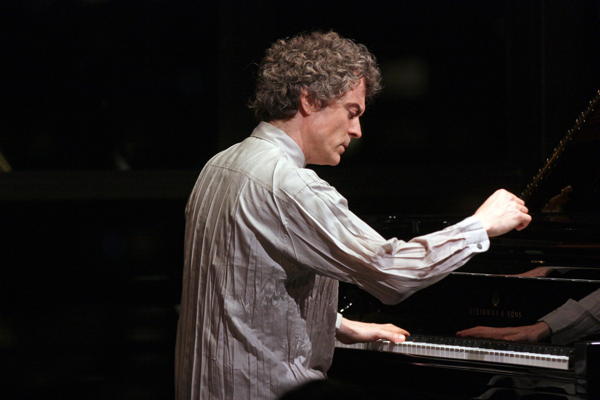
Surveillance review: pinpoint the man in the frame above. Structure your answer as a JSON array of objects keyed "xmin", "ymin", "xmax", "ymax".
[{"xmin": 175, "ymin": 31, "xmax": 531, "ymax": 400}]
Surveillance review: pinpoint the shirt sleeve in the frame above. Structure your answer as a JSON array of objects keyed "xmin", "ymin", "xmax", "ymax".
[
  {"xmin": 335, "ymin": 313, "xmax": 343, "ymax": 330},
  {"xmin": 540, "ymin": 288, "xmax": 600, "ymax": 345},
  {"xmin": 274, "ymin": 169, "xmax": 490, "ymax": 305}
]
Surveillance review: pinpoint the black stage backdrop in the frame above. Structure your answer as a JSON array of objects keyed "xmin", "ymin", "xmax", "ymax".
[{"xmin": 1, "ymin": 1, "xmax": 599, "ymax": 399}]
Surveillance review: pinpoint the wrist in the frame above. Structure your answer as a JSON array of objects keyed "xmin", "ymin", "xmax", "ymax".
[
  {"xmin": 472, "ymin": 214, "xmax": 492, "ymax": 237},
  {"xmin": 531, "ymin": 321, "xmax": 551, "ymax": 341}
]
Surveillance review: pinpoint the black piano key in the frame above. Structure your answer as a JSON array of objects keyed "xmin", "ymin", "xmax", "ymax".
[{"xmin": 404, "ymin": 334, "xmax": 573, "ymax": 357}]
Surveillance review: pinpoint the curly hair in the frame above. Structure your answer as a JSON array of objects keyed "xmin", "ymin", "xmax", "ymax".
[{"xmin": 249, "ymin": 31, "xmax": 382, "ymax": 122}]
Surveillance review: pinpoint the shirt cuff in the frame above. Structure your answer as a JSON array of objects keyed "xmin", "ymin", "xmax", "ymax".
[
  {"xmin": 335, "ymin": 312, "xmax": 343, "ymax": 330},
  {"xmin": 459, "ymin": 216, "xmax": 490, "ymax": 252},
  {"xmin": 540, "ymin": 299, "xmax": 583, "ymax": 333},
  {"xmin": 539, "ymin": 299, "xmax": 594, "ymax": 345}
]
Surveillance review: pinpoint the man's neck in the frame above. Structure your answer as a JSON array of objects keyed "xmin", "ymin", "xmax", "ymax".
[{"xmin": 268, "ymin": 116, "xmax": 307, "ymax": 160}]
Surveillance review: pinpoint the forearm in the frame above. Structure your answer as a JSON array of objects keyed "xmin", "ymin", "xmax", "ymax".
[{"xmin": 354, "ymin": 216, "xmax": 490, "ymax": 305}]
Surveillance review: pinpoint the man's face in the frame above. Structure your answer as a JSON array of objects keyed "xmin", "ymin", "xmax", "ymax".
[{"xmin": 303, "ymin": 79, "xmax": 366, "ymax": 166}]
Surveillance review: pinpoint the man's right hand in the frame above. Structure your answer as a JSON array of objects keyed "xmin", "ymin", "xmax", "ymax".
[
  {"xmin": 474, "ymin": 189, "xmax": 532, "ymax": 237},
  {"xmin": 336, "ymin": 317, "xmax": 409, "ymax": 345}
]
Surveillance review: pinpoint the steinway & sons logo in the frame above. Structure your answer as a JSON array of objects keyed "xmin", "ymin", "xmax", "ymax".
[{"xmin": 467, "ymin": 290, "xmax": 523, "ymax": 319}]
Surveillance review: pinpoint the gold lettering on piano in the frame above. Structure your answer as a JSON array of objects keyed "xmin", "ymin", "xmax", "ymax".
[{"xmin": 468, "ymin": 307, "xmax": 522, "ymax": 319}]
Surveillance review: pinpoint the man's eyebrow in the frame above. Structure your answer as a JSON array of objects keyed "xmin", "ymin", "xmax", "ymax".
[{"xmin": 347, "ymin": 103, "xmax": 364, "ymax": 116}]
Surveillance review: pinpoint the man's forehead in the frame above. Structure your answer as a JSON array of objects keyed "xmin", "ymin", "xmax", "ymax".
[{"xmin": 340, "ymin": 80, "xmax": 366, "ymax": 108}]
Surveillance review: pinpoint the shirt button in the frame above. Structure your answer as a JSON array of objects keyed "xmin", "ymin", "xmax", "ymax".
[{"xmin": 476, "ymin": 243, "xmax": 482, "ymax": 249}]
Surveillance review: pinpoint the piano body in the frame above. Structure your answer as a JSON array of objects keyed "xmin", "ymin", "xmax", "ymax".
[{"xmin": 330, "ymin": 90, "xmax": 600, "ymax": 399}]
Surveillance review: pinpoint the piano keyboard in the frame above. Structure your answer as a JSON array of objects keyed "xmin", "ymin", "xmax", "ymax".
[{"xmin": 335, "ymin": 335, "xmax": 572, "ymax": 370}]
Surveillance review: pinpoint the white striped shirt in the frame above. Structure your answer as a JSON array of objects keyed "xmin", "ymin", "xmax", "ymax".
[{"xmin": 175, "ymin": 122, "xmax": 490, "ymax": 399}]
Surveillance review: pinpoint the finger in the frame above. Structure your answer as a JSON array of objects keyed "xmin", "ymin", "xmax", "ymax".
[
  {"xmin": 504, "ymin": 334, "xmax": 522, "ymax": 342},
  {"xmin": 381, "ymin": 326, "xmax": 408, "ymax": 342},
  {"xmin": 377, "ymin": 328, "xmax": 406, "ymax": 344},
  {"xmin": 391, "ymin": 327, "xmax": 411, "ymax": 337},
  {"xmin": 382, "ymin": 323, "xmax": 410, "ymax": 337},
  {"xmin": 457, "ymin": 330, "xmax": 483, "ymax": 337},
  {"xmin": 456, "ymin": 327, "xmax": 481, "ymax": 337},
  {"xmin": 464, "ymin": 331, "xmax": 499, "ymax": 340},
  {"xmin": 516, "ymin": 214, "xmax": 532, "ymax": 231},
  {"xmin": 391, "ymin": 333, "xmax": 406, "ymax": 343},
  {"xmin": 457, "ymin": 330, "xmax": 483, "ymax": 338},
  {"xmin": 457, "ymin": 327, "xmax": 503, "ymax": 340}
]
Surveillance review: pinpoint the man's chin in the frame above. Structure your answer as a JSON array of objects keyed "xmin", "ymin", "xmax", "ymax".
[
  {"xmin": 328, "ymin": 156, "xmax": 341, "ymax": 166},
  {"xmin": 309, "ymin": 154, "xmax": 341, "ymax": 166}
]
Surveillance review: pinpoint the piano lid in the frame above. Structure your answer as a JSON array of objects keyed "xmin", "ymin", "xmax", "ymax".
[{"xmin": 521, "ymin": 89, "xmax": 600, "ymax": 216}]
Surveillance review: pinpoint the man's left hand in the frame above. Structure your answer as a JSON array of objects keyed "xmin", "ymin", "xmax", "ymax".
[
  {"xmin": 456, "ymin": 322, "xmax": 551, "ymax": 343},
  {"xmin": 336, "ymin": 317, "xmax": 409, "ymax": 344}
]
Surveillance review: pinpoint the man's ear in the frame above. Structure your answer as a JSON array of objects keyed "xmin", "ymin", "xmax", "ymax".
[{"xmin": 299, "ymin": 88, "xmax": 317, "ymax": 116}]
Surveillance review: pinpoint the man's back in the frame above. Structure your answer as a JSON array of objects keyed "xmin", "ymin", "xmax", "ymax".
[{"xmin": 175, "ymin": 123, "xmax": 339, "ymax": 400}]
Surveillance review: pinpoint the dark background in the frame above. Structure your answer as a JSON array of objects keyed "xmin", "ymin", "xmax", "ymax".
[{"xmin": 1, "ymin": 0, "xmax": 599, "ymax": 398}]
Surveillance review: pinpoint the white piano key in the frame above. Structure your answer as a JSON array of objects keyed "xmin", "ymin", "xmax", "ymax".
[{"xmin": 336, "ymin": 339, "xmax": 570, "ymax": 371}]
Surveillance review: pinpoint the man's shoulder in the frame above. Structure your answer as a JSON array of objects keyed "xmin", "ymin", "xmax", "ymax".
[
  {"xmin": 287, "ymin": 168, "xmax": 327, "ymax": 188},
  {"xmin": 277, "ymin": 167, "xmax": 338, "ymax": 202},
  {"xmin": 203, "ymin": 137, "xmax": 303, "ymax": 186},
  {"xmin": 206, "ymin": 137, "xmax": 277, "ymax": 173},
  {"xmin": 202, "ymin": 136, "xmax": 336, "ymax": 197}
]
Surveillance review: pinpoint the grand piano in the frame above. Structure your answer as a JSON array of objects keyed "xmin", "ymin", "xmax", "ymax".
[{"xmin": 329, "ymin": 89, "xmax": 600, "ymax": 399}]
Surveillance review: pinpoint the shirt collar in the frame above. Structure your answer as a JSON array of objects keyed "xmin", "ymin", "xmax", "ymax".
[{"xmin": 250, "ymin": 122, "xmax": 306, "ymax": 167}]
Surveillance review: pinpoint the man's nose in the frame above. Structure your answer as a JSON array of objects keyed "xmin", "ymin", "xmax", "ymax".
[{"xmin": 349, "ymin": 118, "xmax": 362, "ymax": 138}]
